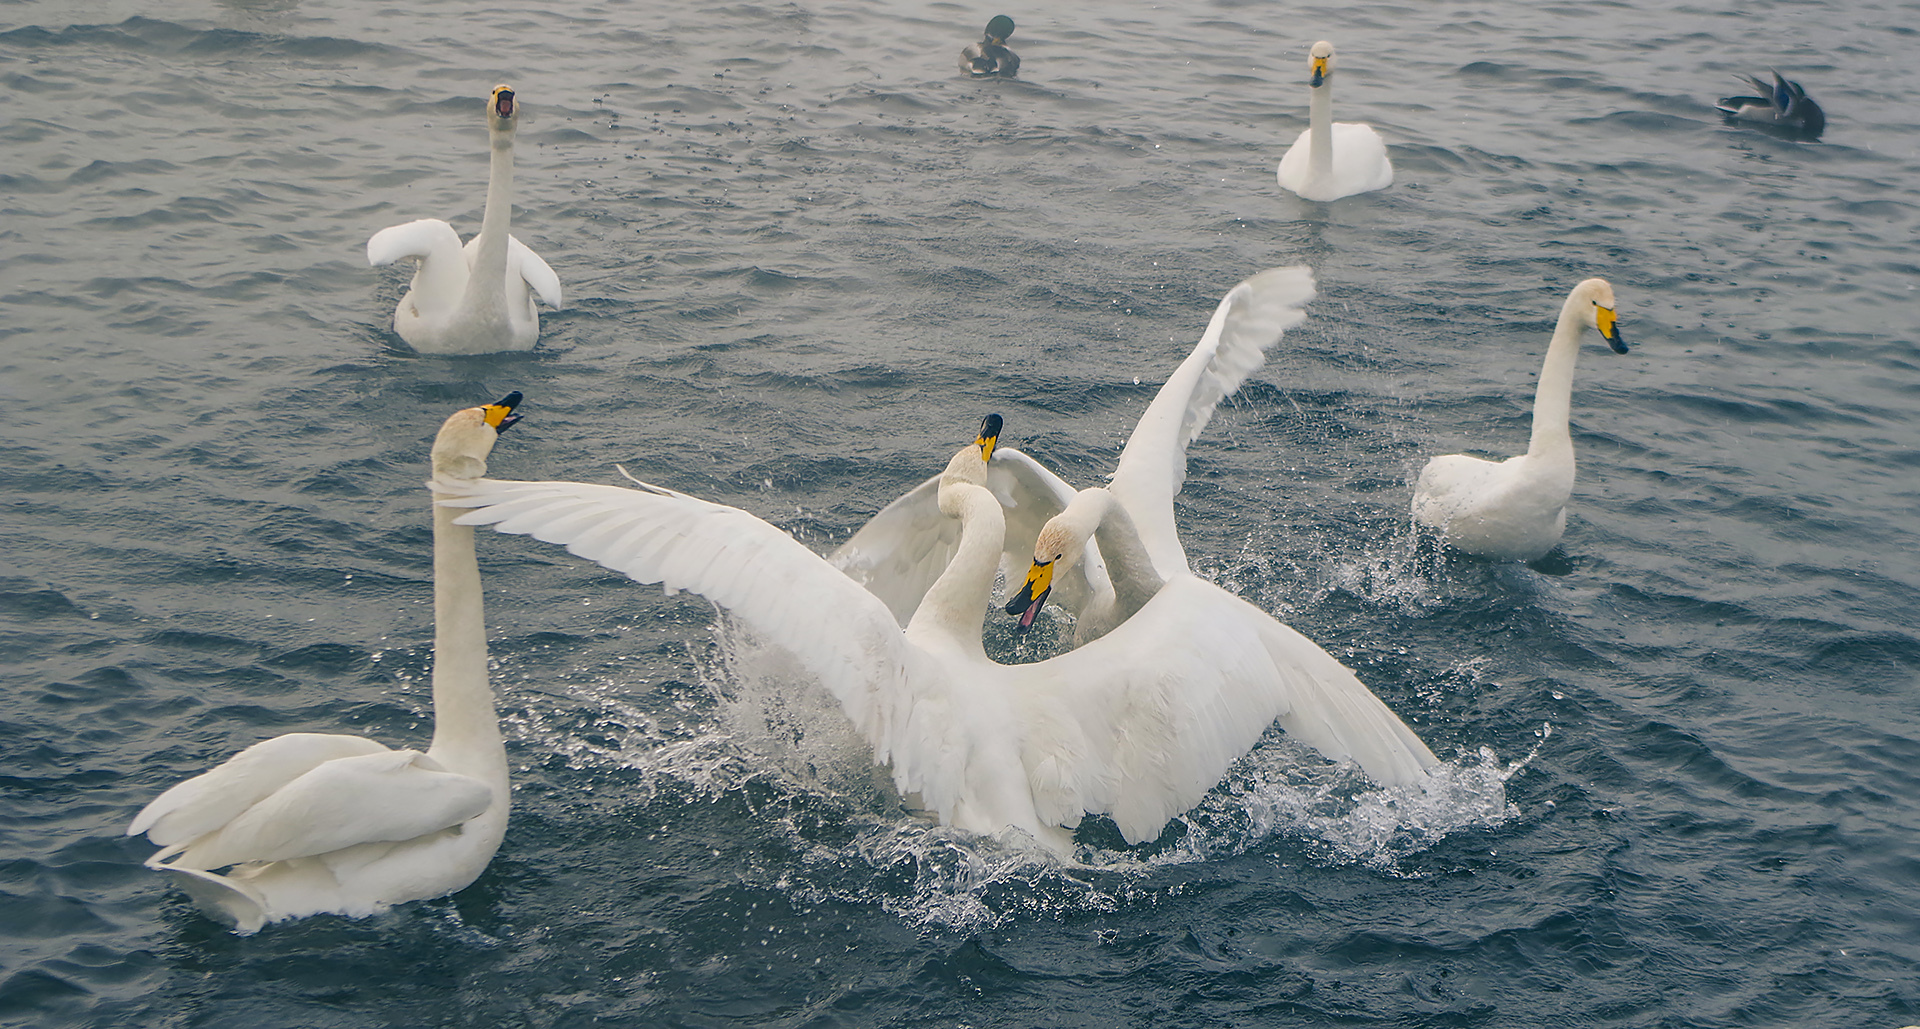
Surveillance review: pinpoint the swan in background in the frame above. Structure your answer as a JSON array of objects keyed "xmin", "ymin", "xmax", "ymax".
[
  {"xmin": 368, "ymin": 86, "xmax": 562, "ymax": 354},
  {"xmin": 1715, "ymin": 69, "xmax": 1825, "ymax": 139},
  {"xmin": 1277, "ymin": 40, "xmax": 1394, "ymax": 202},
  {"xmin": 843, "ymin": 266, "xmax": 1317, "ymax": 644},
  {"xmin": 446, "ymin": 317, "xmax": 1435, "ymax": 857},
  {"xmin": 127, "ymin": 394, "xmax": 522, "ymax": 932},
  {"xmin": 961, "ymin": 15, "xmax": 1020, "ymax": 77},
  {"xmin": 1411, "ymin": 279, "xmax": 1630, "ymax": 561}
]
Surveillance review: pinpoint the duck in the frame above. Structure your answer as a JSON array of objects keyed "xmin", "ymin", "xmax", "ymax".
[
  {"xmin": 961, "ymin": 15, "xmax": 1020, "ymax": 77},
  {"xmin": 1276, "ymin": 40, "xmax": 1394, "ymax": 202},
  {"xmin": 126, "ymin": 394, "xmax": 522, "ymax": 932},
  {"xmin": 1410, "ymin": 279, "xmax": 1630, "ymax": 561},
  {"xmin": 367, "ymin": 86, "xmax": 562, "ymax": 354},
  {"xmin": 1715, "ymin": 70, "xmax": 1825, "ymax": 139}
]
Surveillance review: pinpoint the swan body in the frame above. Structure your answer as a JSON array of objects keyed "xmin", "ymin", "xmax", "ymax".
[
  {"xmin": 367, "ymin": 86, "xmax": 562, "ymax": 354},
  {"xmin": 1715, "ymin": 70, "xmax": 1825, "ymax": 138},
  {"xmin": 1277, "ymin": 41, "xmax": 1393, "ymax": 202},
  {"xmin": 440, "ymin": 414, "xmax": 1432, "ymax": 854},
  {"xmin": 128, "ymin": 395, "xmax": 522, "ymax": 931},
  {"xmin": 842, "ymin": 266, "xmax": 1321, "ymax": 645},
  {"xmin": 961, "ymin": 15, "xmax": 1019, "ymax": 77},
  {"xmin": 1412, "ymin": 279, "xmax": 1630, "ymax": 560}
]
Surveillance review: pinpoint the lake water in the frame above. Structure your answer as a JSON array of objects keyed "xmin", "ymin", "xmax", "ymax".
[{"xmin": 3, "ymin": 0, "xmax": 1918, "ymax": 1025}]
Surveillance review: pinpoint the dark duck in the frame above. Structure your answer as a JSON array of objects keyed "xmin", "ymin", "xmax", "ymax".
[
  {"xmin": 1715, "ymin": 70, "xmax": 1825, "ymax": 138},
  {"xmin": 961, "ymin": 16, "xmax": 1019, "ymax": 77}
]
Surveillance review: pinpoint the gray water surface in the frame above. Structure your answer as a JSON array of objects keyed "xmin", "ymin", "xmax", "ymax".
[{"xmin": 3, "ymin": 0, "xmax": 1918, "ymax": 1026}]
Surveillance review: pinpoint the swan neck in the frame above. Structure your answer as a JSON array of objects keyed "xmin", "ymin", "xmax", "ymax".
[
  {"xmin": 469, "ymin": 130, "xmax": 515, "ymax": 286},
  {"xmin": 426, "ymin": 493, "xmax": 505, "ymax": 785},
  {"xmin": 1528, "ymin": 295, "xmax": 1588, "ymax": 457},
  {"xmin": 907, "ymin": 484, "xmax": 1002, "ymax": 651},
  {"xmin": 1089, "ymin": 494, "xmax": 1165, "ymax": 606},
  {"xmin": 1308, "ymin": 81, "xmax": 1334, "ymax": 182}
]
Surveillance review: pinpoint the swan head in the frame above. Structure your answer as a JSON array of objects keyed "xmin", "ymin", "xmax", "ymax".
[
  {"xmin": 1573, "ymin": 277, "xmax": 1629, "ymax": 354},
  {"xmin": 487, "ymin": 85, "xmax": 518, "ymax": 135},
  {"xmin": 432, "ymin": 391, "xmax": 522, "ymax": 481},
  {"xmin": 1308, "ymin": 40, "xmax": 1334, "ymax": 87},
  {"xmin": 1004, "ymin": 490, "xmax": 1101, "ymax": 631},
  {"xmin": 983, "ymin": 15, "xmax": 1015, "ymax": 44},
  {"xmin": 937, "ymin": 413, "xmax": 1002, "ymax": 516}
]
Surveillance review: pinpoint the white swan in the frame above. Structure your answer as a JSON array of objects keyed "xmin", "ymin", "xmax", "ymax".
[
  {"xmin": 367, "ymin": 85, "xmax": 562, "ymax": 354},
  {"xmin": 127, "ymin": 394, "xmax": 521, "ymax": 931},
  {"xmin": 442, "ymin": 278, "xmax": 1437, "ymax": 856},
  {"xmin": 1411, "ymin": 279, "xmax": 1630, "ymax": 561},
  {"xmin": 830, "ymin": 432, "xmax": 1114, "ymax": 631},
  {"xmin": 1276, "ymin": 41, "xmax": 1394, "ymax": 202},
  {"xmin": 840, "ymin": 266, "xmax": 1318, "ymax": 646}
]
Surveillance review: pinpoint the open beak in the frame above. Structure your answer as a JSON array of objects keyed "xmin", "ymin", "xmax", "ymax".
[
  {"xmin": 482, "ymin": 390, "xmax": 522, "ymax": 432},
  {"xmin": 492, "ymin": 86, "xmax": 515, "ymax": 118},
  {"xmin": 1596, "ymin": 306, "xmax": 1628, "ymax": 354},
  {"xmin": 1005, "ymin": 559, "xmax": 1054, "ymax": 632},
  {"xmin": 1310, "ymin": 56, "xmax": 1328, "ymax": 88}
]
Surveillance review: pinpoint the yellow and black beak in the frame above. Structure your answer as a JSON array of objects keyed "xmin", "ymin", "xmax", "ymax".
[
  {"xmin": 491, "ymin": 85, "xmax": 515, "ymax": 119},
  {"xmin": 482, "ymin": 390, "xmax": 522, "ymax": 433},
  {"xmin": 1310, "ymin": 55, "xmax": 1329, "ymax": 88},
  {"xmin": 1596, "ymin": 305, "xmax": 1629, "ymax": 354},
  {"xmin": 975, "ymin": 413, "xmax": 1003, "ymax": 464},
  {"xmin": 1004, "ymin": 558, "xmax": 1054, "ymax": 631}
]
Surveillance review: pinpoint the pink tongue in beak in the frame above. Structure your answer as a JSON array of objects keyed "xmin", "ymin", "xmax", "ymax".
[
  {"xmin": 1017, "ymin": 602, "xmax": 1040, "ymax": 630},
  {"xmin": 497, "ymin": 96, "xmax": 514, "ymax": 117}
]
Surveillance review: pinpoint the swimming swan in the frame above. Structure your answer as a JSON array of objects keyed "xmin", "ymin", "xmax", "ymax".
[
  {"xmin": 367, "ymin": 86, "xmax": 562, "ymax": 354},
  {"xmin": 1411, "ymin": 279, "xmax": 1630, "ymax": 561},
  {"xmin": 1715, "ymin": 70, "xmax": 1825, "ymax": 139},
  {"xmin": 961, "ymin": 15, "xmax": 1020, "ymax": 77},
  {"xmin": 839, "ymin": 265, "xmax": 1318, "ymax": 645},
  {"xmin": 1277, "ymin": 41, "xmax": 1394, "ymax": 202},
  {"xmin": 127, "ymin": 394, "xmax": 522, "ymax": 932},
  {"xmin": 439, "ymin": 411, "xmax": 1430, "ymax": 856}
]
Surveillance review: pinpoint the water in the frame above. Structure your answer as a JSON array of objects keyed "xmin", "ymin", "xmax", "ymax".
[{"xmin": 3, "ymin": 0, "xmax": 1918, "ymax": 1025}]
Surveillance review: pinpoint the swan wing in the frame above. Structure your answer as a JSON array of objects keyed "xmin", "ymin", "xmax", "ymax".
[
  {"xmin": 507, "ymin": 235, "xmax": 563, "ymax": 309},
  {"xmin": 1107, "ymin": 266, "xmax": 1318, "ymax": 576},
  {"xmin": 366, "ymin": 218, "xmax": 463, "ymax": 267},
  {"xmin": 829, "ymin": 447, "xmax": 1111, "ymax": 626},
  {"xmin": 1013, "ymin": 576, "xmax": 1435, "ymax": 844},
  {"xmin": 175, "ymin": 749, "xmax": 495, "ymax": 870},
  {"xmin": 438, "ymin": 474, "xmax": 966, "ymax": 804},
  {"xmin": 128, "ymin": 732, "xmax": 391, "ymax": 847}
]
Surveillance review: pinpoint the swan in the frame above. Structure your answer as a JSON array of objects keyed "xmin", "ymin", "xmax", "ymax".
[
  {"xmin": 1411, "ymin": 278, "xmax": 1630, "ymax": 561},
  {"xmin": 1276, "ymin": 40, "xmax": 1394, "ymax": 202},
  {"xmin": 442, "ymin": 288, "xmax": 1437, "ymax": 857},
  {"xmin": 830, "ymin": 438, "xmax": 1114, "ymax": 630},
  {"xmin": 1715, "ymin": 70, "xmax": 1825, "ymax": 139},
  {"xmin": 960, "ymin": 15, "xmax": 1019, "ymax": 77},
  {"xmin": 840, "ymin": 266, "xmax": 1320, "ymax": 646},
  {"xmin": 367, "ymin": 85, "xmax": 562, "ymax": 354},
  {"xmin": 127, "ymin": 394, "xmax": 522, "ymax": 932}
]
